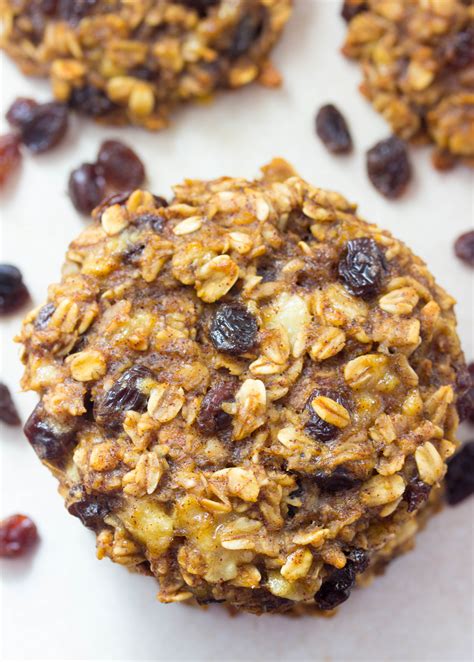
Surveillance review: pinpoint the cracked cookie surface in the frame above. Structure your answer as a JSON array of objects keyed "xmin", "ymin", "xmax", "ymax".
[
  {"xmin": 19, "ymin": 159, "xmax": 466, "ymax": 613},
  {"xmin": 0, "ymin": 0, "xmax": 292, "ymax": 129}
]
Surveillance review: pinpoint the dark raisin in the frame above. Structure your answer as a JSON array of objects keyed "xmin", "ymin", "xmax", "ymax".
[
  {"xmin": 68, "ymin": 85, "xmax": 117, "ymax": 117},
  {"xmin": 0, "ymin": 383, "xmax": 21, "ymax": 426},
  {"xmin": 286, "ymin": 482, "xmax": 303, "ymax": 518},
  {"xmin": 367, "ymin": 136, "xmax": 411, "ymax": 199},
  {"xmin": 197, "ymin": 381, "xmax": 237, "ymax": 435},
  {"xmin": 0, "ymin": 133, "xmax": 22, "ymax": 186},
  {"xmin": 209, "ymin": 303, "xmax": 258, "ymax": 355},
  {"xmin": 341, "ymin": 0, "xmax": 368, "ymax": 22},
  {"xmin": 315, "ymin": 565, "xmax": 356, "ymax": 610},
  {"xmin": 313, "ymin": 466, "xmax": 361, "ymax": 492},
  {"xmin": 443, "ymin": 29, "xmax": 474, "ymax": 70},
  {"xmin": 454, "ymin": 230, "xmax": 474, "ymax": 267},
  {"xmin": 67, "ymin": 497, "xmax": 110, "ymax": 530},
  {"xmin": 345, "ymin": 548, "xmax": 370, "ymax": 574},
  {"xmin": 256, "ymin": 258, "xmax": 277, "ymax": 282},
  {"xmin": 58, "ymin": 0, "xmax": 98, "ymax": 23},
  {"xmin": 94, "ymin": 190, "xmax": 132, "ymax": 219},
  {"xmin": 97, "ymin": 140, "xmax": 146, "ymax": 190},
  {"xmin": 431, "ymin": 148, "xmax": 456, "ymax": 172},
  {"xmin": 315, "ymin": 104, "xmax": 353, "ymax": 154},
  {"xmin": 123, "ymin": 243, "xmax": 145, "ymax": 265},
  {"xmin": 180, "ymin": 0, "xmax": 219, "ymax": 17},
  {"xmin": 338, "ymin": 237, "xmax": 386, "ymax": 300},
  {"xmin": 445, "ymin": 441, "xmax": 474, "ymax": 505},
  {"xmin": 135, "ymin": 212, "xmax": 167, "ymax": 233},
  {"xmin": 455, "ymin": 362, "xmax": 474, "ymax": 423},
  {"xmin": 0, "ymin": 264, "xmax": 30, "ymax": 315},
  {"xmin": 93, "ymin": 365, "xmax": 154, "ymax": 430},
  {"xmin": 305, "ymin": 389, "xmax": 348, "ymax": 443},
  {"xmin": 68, "ymin": 162, "xmax": 106, "ymax": 215},
  {"xmin": 0, "ymin": 514, "xmax": 39, "ymax": 558},
  {"xmin": 23, "ymin": 403, "xmax": 76, "ymax": 463},
  {"xmin": 403, "ymin": 477, "xmax": 431, "ymax": 512},
  {"xmin": 6, "ymin": 97, "xmax": 38, "ymax": 130},
  {"xmin": 228, "ymin": 7, "xmax": 265, "ymax": 59},
  {"xmin": 19, "ymin": 102, "xmax": 69, "ymax": 154},
  {"xmin": 34, "ymin": 302, "xmax": 55, "ymax": 330}
]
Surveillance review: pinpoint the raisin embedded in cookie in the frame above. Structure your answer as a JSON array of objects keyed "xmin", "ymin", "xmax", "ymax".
[
  {"xmin": 0, "ymin": 1, "xmax": 292, "ymax": 130},
  {"xmin": 18, "ymin": 159, "xmax": 467, "ymax": 613},
  {"xmin": 342, "ymin": 0, "xmax": 474, "ymax": 169}
]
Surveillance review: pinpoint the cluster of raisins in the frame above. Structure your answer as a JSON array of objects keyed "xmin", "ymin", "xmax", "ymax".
[
  {"xmin": 315, "ymin": 547, "xmax": 369, "ymax": 610},
  {"xmin": 69, "ymin": 140, "xmax": 146, "ymax": 214}
]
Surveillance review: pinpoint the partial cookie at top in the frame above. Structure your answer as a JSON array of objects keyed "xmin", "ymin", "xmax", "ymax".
[
  {"xmin": 342, "ymin": 0, "xmax": 474, "ymax": 168},
  {"xmin": 0, "ymin": 0, "xmax": 292, "ymax": 130}
]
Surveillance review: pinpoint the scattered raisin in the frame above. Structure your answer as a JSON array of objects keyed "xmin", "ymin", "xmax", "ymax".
[
  {"xmin": 94, "ymin": 190, "xmax": 131, "ymax": 219},
  {"xmin": 180, "ymin": 0, "xmax": 219, "ymax": 17},
  {"xmin": 135, "ymin": 211, "xmax": 167, "ymax": 233},
  {"xmin": 403, "ymin": 477, "xmax": 431, "ymax": 512},
  {"xmin": 68, "ymin": 162, "xmax": 106, "ymax": 214},
  {"xmin": 24, "ymin": 403, "xmax": 76, "ymax": 463},
  {"xmin": 345, "ymin": 548, "xmax": 370, "ymax": 574},
  {"xmin": 341, "ymin": 0, "xmax": 368, "ymax": 22},
  {"xmin": 6, "ymin": 97, "xmax": 38, "ymax": 130},
  {"xmin": 305, "ymin": 389, "xmax": 348, "ymax": 442},
  {"xmin": 228, "ymin": 7, "xmax": 265, "ymax": 59},
  {"xmin": 0, "ymin": 514, "xmax": 38, "ymax": 558},
  {"xmin": 454, "ymin": 230, "xmax": 474, "ymax": 267},
  {"xmin": 315, "ymin": 104, "xmax": 353, "ymax": 154},
  {"xmin": 445, "ymin": 441, "xmax": 474, "ymax": 505},
  {"xmin": 367, "ymin": 136, "xmax": 411, "ymax": 199},
  {"xmin": 443, "ymin": 29, "xmax": 474, "ymax": 70},
  {"xmin": 58, "ymin": 0, "xmax": 98, "ymax": 23},
  {"xmin": 97, "ymin": 140, "xmax": 145, "ymax": 190},
  {"xmin": 315, "ymin": 565, "xmax": 356, "ymax": 610},
  {"xmin": 19, "ymin": 102, "xmax": 69, "ymax": 154},
  {"xmin": 209, "ymin": 303, "xmax": 258, "ymax": 355},
  {"xmin": 93, "ymin": 365, "xmax": 154, "ymax": 430},
  {"xmin": 338, "ymin": 237, "xmax": 386, "ymax": 300},
  {"xmin": 313, "ymin": 467, "xmax": 361, "ymax": 492},
  {"xmin": 0, "ymin": 133, "xmax": 22, "ymax": 186},
  {"xmin": 456, "ymin": 362, "xmax": 473, "ymax": 423},
  {"xmin": 68, "ymin": 84, "xmax": 117, "ymax": 117},
  {"xmin": 67, "ymin": 497, "xmax": 110, "ymax": 530},
  {"xmin": 0, "ymin": 383, "xmax": 21, "ymax": 426},
  {"xmin": 0, "ymin": 264, "xmax": 30, "ymax": 315},
  {"xmin": 34, "ymin": 302, "xmax": 55, "ymax": 330},
  {"xmin": 197, "ymin": 381, "xmax": 236, "ymax": 435}
]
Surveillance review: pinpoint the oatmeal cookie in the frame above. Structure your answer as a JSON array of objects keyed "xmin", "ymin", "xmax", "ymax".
[
  {"xmin": 19, "ymin": 159, "xmax": 467, "ymax": 613},
  {"xmin": 0, "ymin": 0, "xmax": 292, "ymax": 130},
  {"xmin": 342, "ymin": 0, "xmax": 474, "ymax": 168}
]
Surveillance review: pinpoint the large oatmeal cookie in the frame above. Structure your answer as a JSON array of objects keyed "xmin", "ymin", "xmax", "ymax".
[
  {"xmin": 0, "ymin": 0, "xmax": 292, "ymax": 129},
  {"xmin": 342, "ymin": 0, "xmax": 474, "ymax": 168},
  {"xmin": 19, "ymin": 160, "xmax": 466, "ymax": 614}
]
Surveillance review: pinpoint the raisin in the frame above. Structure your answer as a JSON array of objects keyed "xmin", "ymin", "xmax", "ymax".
[
  {"xmin": 315, "ymin": 104, "xmax": 353, "ymax": 154},
  {"xmin": 313, "ymin": 467, "xmax": 361, "ymax": 492},
  {"xmin": 367, "ymin": 136, "xmax": 411, "ymax": 199},
  {"xmin": 0, "ymin": 264, "xmax": 30, "ymax": 315},
  {"xmin": 443, "ymin": 29, "xmax": 474, "ymax": 70},
  {"xmin": 209, "ymin": 303, "xmax": 258, "ymax": 355},
  {"xmin": 23, "ymin": 403, "xmax": 76, "ymax": 463},
  {"xmin": 94, "ymin": 190, "xmax": 131, "ymax": 219},
  {"xmin": 0, "ymin": 383, "xmax": 21, "ymax": 426},
  {"xmin": 180, "ymin": 0, "xmax": 219, "ymax": 17},
  {"xmin": 34, "ymin": 302, "xmax": 55, "ymax": 330},
  {"xmin": 454, "ymin": 230, "xmax": 474, "ymax": 267},
  {"xmin": 58, "ymin": 0, "xmax": 98, "ymax": 23},
  {"xmin": 315, "ymin": 565, "xmax": 356, "ymax": 610},
  {"xmin": 197, "ymin": 381, "xmax": 237, "ymax": 435},
  {"xmin": 93, "ymin": 365, "xmax": 154, "ymax": 430},
  {"xmin": 0, "ymin": 514, "xmax": 39, "ymax": 558},
  {"xmin": 445, "ymin": 441, "xmax": 474, "ymax": 505},
  {"xmin": 456, "ymin": 362, "xmax": 473, "ymax": 423},
  {"xmin": 68, "ymin": 162, "xmax": 106, "ymax": 214},
  {"xmin": 403, "ymin": 477, "xmax": 431, "ymax": 512},
  {"xmin": 338, "ymin": 237, "xmax": 386, "ymax": 300},
  {"xmin": 68, "ymin": 85, "xmax": 117, "ymax": 117},
  {"xmin": 67, "ymin": 496, "xmax": 110, "ymax": 530},
  {"xmin": 228, "ymin": 7, "xmax": 265, "ymax": 59},
  {"xmin": 19, "ymin": 102, "xmax": 69, "ymax": 154},
  {"xmin": 135, "ymin": 211, "xmax": 168, "ymax": 233},
  {"xmin": 0, "ymin": 133, "xmax": 22, "ymax": 186},
  {"xmin": 305, "ymin": 389, "xmax": 348, "ymax": 442},
  {"xmin": 6, "ymin": 97, "xmax": 38, "ymax": 129},
  {"xmin": 345, "ymin": 548, "xmax": 370, "ymax": 574},
  {"xmin": 341, "ymin": 0, "xmax": 368, "ymax": 22},
  {"xmin": 97, "ymin": 140, "xmax": 146, "ymax": 190}
]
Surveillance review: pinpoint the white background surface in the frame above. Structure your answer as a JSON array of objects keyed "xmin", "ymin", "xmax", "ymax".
[{"xmin": 1, "ymin": 2, "xmax": 473, "ymax": 661}]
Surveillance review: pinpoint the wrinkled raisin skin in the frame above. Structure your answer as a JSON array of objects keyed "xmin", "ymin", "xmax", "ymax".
[
  {"xmin": 454, "ymin": 230, "xmax": 474, "ymax": 267},
  {"xmin": 403, "ymin": 478, "xmax": 431, "ymax": 512},
  {"xmin": 34, "ymin": 302, "xmax": 55, "ymax": 330},
  {"xmin": 20, "ymin": 102, "xmax": 69, "ymax": 154},
  {"xmin": 0, "ymin": 514, "xmax": 39, "ymax": 558},
  {"xmin": 0, "ymin": 264, "xmax": 30, "ymax": 315},
  {"xmin": 228, "ymin": 7, "xmax": 265, "ymax": 59},
  {"xmin": 313, "ymin": 467, "xmax": 361, "ymax": 492},
  {"xmin": 68, "ymin": 162, "xmax": 106, "ymax": 214},
  {"xmin": 341, "ymin": 0, "xmax": 368, "ymax": 22},
  {"xmin": 24, "ymin": 403, "xmax": 76, "ymax": 463},
  {"xmin": 367, "ymin": 136, "xmax": 411, "ymax": 199},
  {"xmin": 197, "ymin": 381, "xmax": 236, "ymax": 435},
  {"xmin": 316, "ymin": 104, "xmax": 353, "ymax": 154},
  {"xmin": 0, "ymin": 133, "xmax": 22, "ymax": 186},
  {"xmin": 315, "ymin": 565, "xmax": 356, "ymax": 610},
  {"xmin": 345, "ymin": 548, "xmax": 369, "ymax": 574},
  {"xmin": 97, "ymin": 140, "xmax": 146, "ymax": 191},
  {"xmin": 445, "ymin": 441, "xmax": 474, "ymax": 506},
  {"xmin": 180, "ymin": 0, "xmax": 219, "ymax": 17},
  {"xmin": 6, "ymin": 97, "xmax": 38, "ymax": 130},
  {"xmin": 67, "ymin": 497, "xmax": 111, "ymax": 530},
  {"xmin": 0, "ymin": 383, "xmax": 21, "ymax": 426},
  {"xmin": 338, "ymin": 237, "xmax": 386, "ymax": 300},
  {"xmin": 209, "ymin": 303, "xmax": 259, "ymax": 355},
  {"xmin": 443, "ymin": 29, "xmax": 474, "ymax": 70},
  {"xmin": 305, "ymin": 389, "xmax": 349, "ymax": 443},
  {"xmin": 68, "ymin": 85, "xmax": 117, "ymax": 117},
  {"xmin": 93, "ymin": 365, "xmax": 154, "ymax": 430}
]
